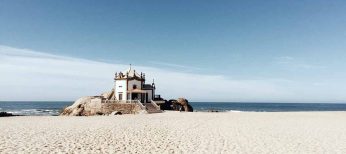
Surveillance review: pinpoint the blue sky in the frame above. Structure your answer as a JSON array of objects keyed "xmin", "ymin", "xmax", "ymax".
[{"xmin": 1, "ymin": 0, "xmax": 346, "ymax": 102}]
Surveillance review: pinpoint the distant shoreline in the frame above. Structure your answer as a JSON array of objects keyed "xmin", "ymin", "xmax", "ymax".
[
  {"xmin": 1, "ymin": 101, "xmax": 346, "ymax": 104},
  {"xmin": 2, "ymin": 101, "xmax": 346, "ymax": 116}
]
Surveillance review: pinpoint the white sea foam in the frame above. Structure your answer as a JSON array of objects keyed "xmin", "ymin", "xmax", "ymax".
[
  {"xmin": 6, "ymin": 109, "xmax": 60, "ymax": 116},
  {"xmin": 228, "ymin": 110, "xmax": 243, "ymax": 112}
]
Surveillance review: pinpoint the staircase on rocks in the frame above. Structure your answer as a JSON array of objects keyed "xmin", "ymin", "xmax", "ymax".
[{"xmin": 145, "ymin": 103, "xmax": 162, "ymax": 114}]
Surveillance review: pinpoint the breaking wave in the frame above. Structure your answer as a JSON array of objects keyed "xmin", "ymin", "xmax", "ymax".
[
  {"xmin": 0, "ymin": 101, "xmax": 71, "ymax": 116},
  {"xmin": 4, "ymin": 109, "xmax": 61, "ymax": 116}
]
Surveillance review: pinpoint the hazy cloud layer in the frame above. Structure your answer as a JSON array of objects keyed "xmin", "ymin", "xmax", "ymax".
[
  {"xmin": 275, "ymin": 56, "xmax": 327, "ymax": 70},
  {"xmin": 0, "ymin": 45, "xmax": 345, "ymax": 102}
]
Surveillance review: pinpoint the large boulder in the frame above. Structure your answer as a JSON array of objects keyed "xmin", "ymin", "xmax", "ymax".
[
  {"xmin": 60, "ymin": 95, "xmax": 145, "ymax": 116},
  {"xmin": 160, "ymin": 98, "xmax": 193, "ymax": 112},
  {"xmin": 0, "ymin": 112, "xmax": 14, "ymax": 117},
  {"xmin": 60, "ymin": 96, "xmax": 103, "ymax": 116},
  {"xmin": 176, "ymin": 98, "xmax": 193, "ymax": 112}
]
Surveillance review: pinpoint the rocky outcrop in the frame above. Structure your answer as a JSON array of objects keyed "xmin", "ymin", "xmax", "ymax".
[
  {"xmin": 60, "ymin": 96, "xmax": 103, "ymax": 116},
  {"xmin": 160, "ymin": 98, "xmax": 193, "ymax": 112},
  {"xmin": 176, "ymin": 98, "xmax": 193, "ymax": 112},
  {"xmin": 60, "ymin": 95, "xmax": 145, "ymax": 116},
  {"xmin": 0, "ymin": 112, "xmax": 14, "ymax": 117},
  {"xmin": 60, "ymin": 94, "xmax": 192, "ymax": 116}
]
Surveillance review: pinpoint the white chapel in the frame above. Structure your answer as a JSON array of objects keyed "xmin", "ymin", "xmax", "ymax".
[{"xmin": 113, "ymin": 66, "xmax": 157, "ymax": 103}]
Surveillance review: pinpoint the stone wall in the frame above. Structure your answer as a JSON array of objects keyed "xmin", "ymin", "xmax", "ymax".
[
  {"xmin": 100, "ymin": 103, "xmax": 144, "ymax": 114},
  {"xmin": 84, "ymin": 98, "xmax": 103, "ymax": 115}
]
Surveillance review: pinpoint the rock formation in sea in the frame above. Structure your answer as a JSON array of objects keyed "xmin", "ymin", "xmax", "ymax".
[
  {"xmin": 160, "ymin": 98, "xmax": 193, "ymax": 112},
  {"xmin": 60, "ymin": 95, "xmax": 144, "ymax": 116},
  {"xmin": 60, "ymin": 67, "xmax": 193, "ymax": 116},
  {"xmin": 0, "ymin": 112, "xmax": 14, "ymax": 117},
  {"xmin": 60, "ymin": 95, "xmax": 193, "ymax": 116},
  {"xmin": 60, "ymin": 96, "xmax": 99, "ymax": 116},
  {"xmin": 176, "ymin": 98, "xmax": 194, "ymax": 112}
]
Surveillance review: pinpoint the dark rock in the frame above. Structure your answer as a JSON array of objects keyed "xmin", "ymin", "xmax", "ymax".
[
  {"xmin": 110, "ymin": 111, "xmax": 122, "ymax": 115},
  {"xmin": 186, "ymin": 104, "xmax": 194, "ymax": 112},
  {"xmin": 0, "ymin": 112, "xmax": 14, "ymax": 117},
  {"xmin": 176, "ymin": 98, "xmax": 193, "ymax": 112},
  {"xmin": 159, "ymin": 98, "xmax": 193, "ymax": 112}
]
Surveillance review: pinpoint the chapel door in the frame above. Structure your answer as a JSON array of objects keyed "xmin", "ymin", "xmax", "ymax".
[{"xmin": 132, "ymin": 93, "xmax": 138, "ymax": 100}]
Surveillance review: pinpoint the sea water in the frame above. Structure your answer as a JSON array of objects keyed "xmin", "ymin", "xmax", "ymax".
[
  {"xmin": 190, "ymin": 102, "xmax": 346, "ymax": 112},
  {"xmin": 0, "ymin": 101, "xmax": 72, "ymax": 116},
  {"xmin": 1, "ymin": 101, "xmax": 346, "ymax": 116}
]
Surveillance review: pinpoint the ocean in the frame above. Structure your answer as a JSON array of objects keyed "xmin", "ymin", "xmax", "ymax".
[{"xmin": 1, "ymin": 101, "xmax": 346, "ymax": 116}]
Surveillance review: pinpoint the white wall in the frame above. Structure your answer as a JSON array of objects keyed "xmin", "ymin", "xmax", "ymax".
[
  {"xmin": 115, "ymin": 80, "xmax": 127, "ymax": 100},
  {"xmin": 127, "ymin": 80, "xmax": 142, "ymax": 90},
  {"xmin": 127, "ymin": 80, "xmax": 142, "ymax": 100},
  {"xmin": 144, "ymin": 90, "xmax": 152, "ymax": 102},
  {"xmin": 115, "ymin": 79, "xmax": 154, "ymax": 101}
]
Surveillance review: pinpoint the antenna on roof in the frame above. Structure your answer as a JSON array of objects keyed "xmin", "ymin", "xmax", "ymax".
[{"xmin": 130, "ymin": 64, "xmax": 132, "ymax": 69}]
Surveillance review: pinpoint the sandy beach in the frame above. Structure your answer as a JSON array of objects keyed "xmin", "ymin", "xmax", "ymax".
[{"xmin": 1, "ymin": 111, "xmax": 346, "ymax": 153}]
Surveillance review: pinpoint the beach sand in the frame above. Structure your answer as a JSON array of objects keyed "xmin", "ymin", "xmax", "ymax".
[{"xmin": 1, "ymin": 111, "xmax": 346, "ymax": 153}]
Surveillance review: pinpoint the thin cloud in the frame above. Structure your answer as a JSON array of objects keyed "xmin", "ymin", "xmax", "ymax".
[
  {"xmin": 0, "ymin": 45, "xmax": 344, "ymax": 102},
  {"xmin": 149, "ymin": 61, "xmax": 201, "ymax": 71},
  {"xmin": 275, "ymin": 56, "xmax": 326, "ymax": 70}
]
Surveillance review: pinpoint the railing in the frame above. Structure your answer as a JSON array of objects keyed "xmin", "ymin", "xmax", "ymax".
[
  {"xmin": 153, "ymin": 100, "xmax": 165, "ymax": 104},
  {"xmin": 150, "ymin": 100, "xmax": 161, "ymax": 110},
  {"xmin": 136, "ymin": 100, "xmax": 146, "ymax": 110}
]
